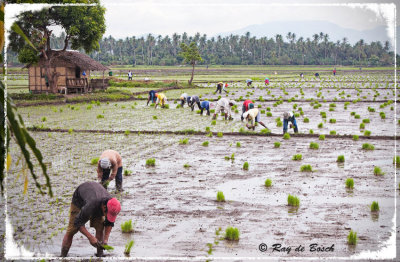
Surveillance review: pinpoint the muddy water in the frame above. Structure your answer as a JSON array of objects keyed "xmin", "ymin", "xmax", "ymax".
[{"xmin": 6, "ymin": 132, "xmax": 396, "ymax": 259}]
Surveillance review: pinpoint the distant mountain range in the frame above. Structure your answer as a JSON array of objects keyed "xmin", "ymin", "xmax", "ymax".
[{"xmin": 218, "ymin": 21, "xmax": 397, "ymax": 49}]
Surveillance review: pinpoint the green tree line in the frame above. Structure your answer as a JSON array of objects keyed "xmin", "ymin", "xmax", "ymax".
[{"xmin": 8, "ymin": 31, "xmax": 394, "ymax": 66}]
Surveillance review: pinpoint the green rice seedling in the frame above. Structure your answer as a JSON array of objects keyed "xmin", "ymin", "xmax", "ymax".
[
  {"xmin": 211, "ymin": 120, "xmax": 216, "ymax": 125},
  {"xmin": 373, "ymin": 166, "xmax": 384, "ymax": 176},
  {"xmin": 350, "ymin": 112, "xmax": 356, "ymax": 116},
  {"xmin": 287, "ymin": 194, "xmax": 300, "ymax": 206},
  {"xmin": 243, "ymin": 161, "xmax": 249, "ymax": 170},
  {"xmin": 97, "ymin": 114, "xmax": 104, "ymax": 119},
  {"xmin": 354, "ymin": 114, "xmax": 360, "ymax": 119},
  {"xmin": 41, "ymin": 116, "xmax": 47, "ymax": 122},
  {"xmin": 206, "ymin": 132, "xmax": 213, "ymax": 137},
  {"xmin": 121, "ymin": 219, "xmax": 134, "ymax": 233},
  {"xmin": 146, "ymin": 158, "xmax": 156, "ymax": 167},
  {"xmin": 202, "ymin": 141, "xmax": 209, "ymax": 147},
  {"xmin": 364, "ymin": 130, "xmax": 371, "ymax": 136},
  {"xmin": 179, "ymin": 138, "xmax": 189, "ymax": 144},
  {"xmin": 261, "ymin": 109, "xmax": 265, "ymax": 114},
  {"xmin": 183, "ymin": 163, "xmax": 191, "ymax": 168},
  {"xmin": 225, "ymin": 227, "xmax": 240, "ymax": 241},
  {"xmin": 353, "ymin": 135, "xmax": 359, "ymax": 141},
  {"xmin": 224, "ymin": 156, "xmax": 230, "ymax": 161},
  {"xmin": 276, "ymin": 121, "xmax": 283, "ymax": 127},
  {"xmin": 207, "ymin": 243, "xmax": 213, "ymax": 255},
  {"xmin": 265, "ymin": 179, "xmax": 272, "ymax": 187},
  {"xmin": 303, "ymin": 117, "xmax": 309, "ymax": 123},
  {"xmin": 205, "ymin": 126, "xmax": 210, "ymax": 132},
  {"xmin": 347, "ymin": 230, "xmax": 358, "ymax": 245},
  {"xmin": 124, "ymin": 240, "xmax": 134, "ymax": 256},
  {"xmin": 260, "ymin": 128, "xmax": 271, "ymax": 134},
  {"xmin": 359, "ymin": 123, "xmax": 365, "ymax": 129},
  {"xmin": 319, "ymin": 135, "xmax": 325, "ymax": 140},
  {"xmin": 370, "ymin": 201, "xmax": 379, "ymax": 212},
  {"xmin": 300, "ymin": 164, "xmax": 313, "ymax": 172},
  {"xmin": 283, "ymin": 133, "xmax": 290, "ymax": 140},
  {"xmin": 230, "ymin": 153, "xmax": 235, "ymax": 161},
  {"xmin": 320, "ymin": 112, "xmax": 326, "ymax": 118},
  {"xmin": 217, "ymin": 132, "xmax": 223, "ymax": 137},
  {"xmin": 176, "ymin": 104, "xmax": 181, "ymax": 108},
  {"xmin": 124, "ymin": 170, "xmax": 132, "ymax": 176},
  {"xmin": 292, "ymin": 154, "xmax": 302, "ymax": 161},
  {"xmin": 68, "ymin": 128, "xmax": 73, "ymax": 134},
  {"xmin": 309, "ymin": 142, "xmax": 319, "ymax": 149},
  {"xmin": 363, "ymin": 119, "xmax": 370, "ymax": 123},
  {"xmin": 274, "ymin": 142, "xmax": 281, "ymax": 148},
  {"xmin": 103, "ymin": 244, "xmax": 114, "ymax": 251},
  {"xmin": 153, "ymin": 115, "xmax": 158, "ymax": 120},
  {"xmin": 90, "ymin": 157, "xmax": 99, "ymax": 165},
  {"xmin": 362, "ymin": 143, "xmax": 374, "ymax": 150},
  {"xmin": 329, "ymin": 108, "xmax": 335, "ymax": 112},
  {"xmin": 124, "ymin": 130, "xmax": 130, "ymax": 136},
  {"xmin": 337, "ymin": 155, "xmax": 345, "ymax": 163},
  {"xmin": 380, "ymin": 112, "xmax": 386, "ymax": 119},
  {"xmin": 368, "ymin": 107, "xmax": 375, "ymax": 112},
  {"xmin": 217, "ymin": 191, "xmax": 225, "ymax": 202},
  {"xmin": 318, "ymin": 123, "xmax": 323, "ymax": 128},
  {"xmin": 266, "ymin": 112, "xmax": 272, "ymax": 117},
  {"xmin": 329, "ymin": 119, "xmax": 336, "ymax": 123},
  {"xmin": 163, "ymin": 104, "xmax": 170, "ymax": 109},
  {"xmin": 345, "ymin": 178, "xmax": 354, "ymax": 189},
  {"xmin": 210, "ymin": 109, "xmax": 215, "ymax": 113},
  {"xmin": 393, "ymin": 156, "xmax": 400, "ymax": 168},
  {"xmin": 309, "ymin": 129, "xmax": 314, "ymax": 134},
  {"xmin": 330, "ymin": 130, "xmax": 336, "ymax": 135},
  {"xmin": 236, "ymin": 142, "xmax": 241, "ymax": 147}
]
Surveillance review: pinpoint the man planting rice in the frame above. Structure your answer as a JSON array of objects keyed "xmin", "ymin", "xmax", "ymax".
[
  {"xmin": 147, "ymin": 90, "xmax": 157, "ymax": 105},
  {"xmin": 179, "ymin": 93, "xmax": 190, "ymax": 107},
  {"xmin": 212, "ymin": 98, "xmax": 235, "ymax": 120},
  {"xmin": 243, "ymin": 108, "xmax": 268, "ymax": 130},
  {"xmin": 97, "ymin": 150, "xmax": 123, "ymax": 192},
  {"xmin": 241, "ymin": 99, "xmax": 254, "ymax": 121},
  {"xmin": 283, "ymin": 111, "xmax": 299, "ymax": 134},
  {"xmin": 155, "ymin": 93, "xmax": 168, "ymax": 108}
]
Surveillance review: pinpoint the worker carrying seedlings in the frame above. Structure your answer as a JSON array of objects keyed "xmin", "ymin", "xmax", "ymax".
[
  {"xmin": 212, "ymin": 98, "xmax": 235, "ymax": 120},
  {"xmin": 189, "ymin": 95, "xmax": 201, "ymax": 111},
  {"xmin": 61, "ymin": 181, "xmax": 121, "ymax": 257},
  {"xmin": 97, "ymin": 150, "xmax": 123, "ymax": 192},
  {"xmin": 246, "ymin": 79, "xmax": 253, "ymax": 87},
  {"xmin": 241, "ymin": 99, "xmax": 254, "ymax": 121},
  {"xmin": 200, "ymin": 100, "xmax": 211, "ymax": 116},
  {"xmin": 283, "ymin": 111, "xmax": 299, "ymax": 134},
  {"xmin": 147, "ymin": 90, "xmax": 157, "ymax": 105},
  {"xmin": 243, "ymin": 108, "xmax": 268, "ymax": 130},
  {"xmin": 155, "ymin": 93, "xmax": 167, "ymax": 108},
  {"xmin": 179, "ymin": 93, "xmax": 190, "ymax": 107}
]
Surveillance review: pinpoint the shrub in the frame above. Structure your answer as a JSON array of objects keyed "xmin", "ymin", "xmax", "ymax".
[
  {"xmin": 345, "ymin": 178, "xmax": 354, "ymax": 189},
  {"xmin": 362, "ymin": 143, "xmax": 374, "ymax": 150},
  {"xmin": 90, "ymin": 157, "xmax": 99, "ymax": 165},
  {"xmin": 319, "ymin": 135, "xmax": 325, "ymax": 140},
  {"xmin": 225, "ymin": 227, "xmax": 240, "ymax": 241},
  {"xmin": 202, "ymin": 141, "xmax": 209, "ymax": 147},
  {"xmin": 243, "ymin": 161, "xmax": 249, "ymax": 170},
  {"xmin": 303, "ymin": 117, "xmax": 309, "ymax": 123},
  {"xmin": 283, "ymin": 133, "xmax": 290, "ymax": 140},
  {"xmin": 236, "ymin": 142, "xmax": 241, "ymax": 147},
  {"xmin": 353, "ymin": 135, "xmax": 359, "ymax": 141},
  {"xmin": 146, "ymin": 158, "xmax": 155, "ymax": 166},
  {"xmin": 265, "ymin": 179, "xmax": 272, "ymax": 187},
  {"xmin": 217, "ymin": 191, "xmax": 225, "ymax": 202},
  {"xmin": 124, "ymin": 240, "xmax": 135, "ymax": 256},
  {"xmin": 371, "ymin": 201, "xmax": 379, "ymax": 212},
  {"xmin": 318, "ymin": 123, "xmax": 323, "ymax": 128},
  {"xmin": 364, "ymin": 130, "xmax": 371, "ymax": 136},
  {"xmin": 121, "ymin": 219, "xmax": 134, "ymax": 233},
  {"xmin": 217, "ymin": 132, "xmax": 223, "ymax": 137},
  {"xmin": 347, "ymin": 230, "xmax": 358, "ymax": 245},
  {"xmin": 300, "ymin": 164, "xmax": 312, "ymax": 172},
  {"xmin": 373, "ymin": 166, "xmax": 384, "ymax": 176},
  {"xmin": 292, "ymin": 154, "xmax": 302, "ymax": 161},
  {"xmin": 274, "ymin": 142, "xmax": 281, "ymax": 148},
  {"xmin": 287, "ymin": 194, "xmax": 300, "ymax": 206},
  {"xmin": 337, "ymin": 155, "xmax": 345, "ymax": 163},
  {"xmin": 179, "ymin": 138, "xmax": 189, "ymax": 144},
  {"xmin": 309, "ymin": 142, "xmax": 319, "ymax": 149}
]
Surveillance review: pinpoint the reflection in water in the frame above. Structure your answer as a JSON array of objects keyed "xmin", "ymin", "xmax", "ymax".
[
  {"xmin": 337, "ymin": 163, "xmax": 345, "ymax": 169},
  {"xmin": 345, "ymin": 188, "xmax": 354, "ymax": 196},
  {"xmin": 287, "ymin": 206, "xmax": 299, "ymax": 215},
  {"xmin": 370, "ymin": 212, "xmax": 379, "ymax": 222}
]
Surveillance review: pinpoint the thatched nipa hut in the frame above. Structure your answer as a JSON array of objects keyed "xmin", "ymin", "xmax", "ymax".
[{"xmin": 28, "ymin": 50, "xmax": 109, "ymax": 94}]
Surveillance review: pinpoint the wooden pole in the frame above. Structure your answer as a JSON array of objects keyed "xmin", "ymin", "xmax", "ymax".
[{"xmin": 102, "ymin": 71, "xmax": 105, "ymax": 89}]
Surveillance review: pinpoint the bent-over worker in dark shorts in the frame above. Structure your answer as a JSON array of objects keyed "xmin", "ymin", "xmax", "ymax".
[{"xmin": 97, "ymin": 150, "xmax": 123, "ymax": 192}]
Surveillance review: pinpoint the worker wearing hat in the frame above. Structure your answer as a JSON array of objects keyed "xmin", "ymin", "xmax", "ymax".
[
  {"xmin": 212, "ymin": 98, "xmax": 235, "ymax": 120},
  {"xmin": 189, "ymin": 95, "xmax": 201, "ymax": 111},
  {"xmin": 61, "ymin": 181, "xmax": 121, "ymax": 257},
  {"xmin": 215, "ymin": 82, "xmax": 223, "ymax": 94},
  {"xmin": 97, "ymin": 150, "xmax": 123, "ymax": 192}
]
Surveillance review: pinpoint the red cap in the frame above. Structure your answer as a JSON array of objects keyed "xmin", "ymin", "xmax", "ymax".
[{"xmin": 106, "ymin": 198, "xmax": 121, "ymax": 223}]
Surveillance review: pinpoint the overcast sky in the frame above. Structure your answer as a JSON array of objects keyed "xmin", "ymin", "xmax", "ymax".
[{"xmin": 101, "ymin": 0, "xmax": 397, "ymax": 40}]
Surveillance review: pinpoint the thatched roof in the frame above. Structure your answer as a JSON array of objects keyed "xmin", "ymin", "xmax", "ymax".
[{"xmin": 34, "ymin": 50, "xmax": 109, "ymax": 71}]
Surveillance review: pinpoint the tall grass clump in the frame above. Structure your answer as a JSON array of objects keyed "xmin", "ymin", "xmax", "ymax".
[
  {"xmin": 345, "ymin": 178, "xmax": 354, "ymax": 189},
  {"xmin": 265, "ymin": 179, "xmax": 272, "ymax": 187},
  {"xmin": 146, "ymin": 158, "xmax": 156, "ymax": 167},
  {"xmin": 287, "ymin": 194, "xmax": 300, "ymax": 206},
  {"xmin": 347, "ymin": 230, "xmax": 358, "ymax": 245},
  {"xmin": 121, "ymin": 219, "xmax": 134, "ymax": 233},
  {"xmin": 370, "ymin": 201, "xmax": 379, "ymax": 212},
  {"xmin": 217, "ymin": 191, "xmax": 225, "ymax": 202},
  {"xmin": 225, "ymin": 227, "xmax": 240, "ymax": 241},
  {"xmin": 337, "ymin": 155, "xmax": 345, "ymax": 163},
  {"xmin": 309, "ymin": 142, "xmax": 319, "ymax": 149}
]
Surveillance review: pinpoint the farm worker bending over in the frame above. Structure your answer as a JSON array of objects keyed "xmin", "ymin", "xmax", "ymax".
[
  {"xmin": 243, "ymin": 108, "xmax": 268, "ymax": 130},
  {"xmin": 222, "ymin": 83, "xmax": 229, "ymax": 93},
  {"xmin": 241, "ymin": 99, "xmax": 254, "ymax": 121},
  {"xmin": 200, "ymin": 100, "xmax": 211, "ymax": 116},
  {"xmin": 97, "ymin": 150, "xmax": 123, "ymax": 192},
  {"xmin": 215, "ymin": 82, "xmax": 224, "ymax": 94},
  {"xmin": 246, "ymin": 79, "xmax": 253, "ymax": 87},
  {"xmin": 189, "ymin": 95, "xmax": 201, "ymax": 111},
  {"xmin": 155, "ymin": 93, "xmax": 167, "ymax": 108},
  {"xmin": 212, "ymin": 98, "xmax": 235, "ymax": 120},
  {"xmin": 265, "ymin": 77, "xmax": 270, "ymax": 86},
  {"xmin": 180, "ymin": 93, "xmax": 190, "ymax": 107},
  {"xmin": 61, "ymin": 181, "xmax": 121, "ymax": 257},
  {"xmin": 333, "ymin": 68, "xmax": 336, "ymax": 76},
  {"xmin": 283, "ymin": 111, "xmax": 299, "ymax": 134},
  {"xmin": 315, "ymin": 72, "xmax": 320, "ymax": 78},
  {"xmin": 147, "ymin": 90, "xmax": 157, "ymax": 105}
]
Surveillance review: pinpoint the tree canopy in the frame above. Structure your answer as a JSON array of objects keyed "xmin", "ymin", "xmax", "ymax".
[{"xmin": 179, "ymin": 42, "xmax": 202, "ymax": 84}]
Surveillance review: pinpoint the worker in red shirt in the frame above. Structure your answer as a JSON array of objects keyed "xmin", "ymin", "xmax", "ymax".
[{"xmin": 241, "ymin": 99, "xmax": 254, "ymax": 121}]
